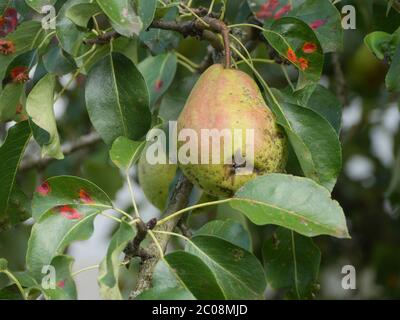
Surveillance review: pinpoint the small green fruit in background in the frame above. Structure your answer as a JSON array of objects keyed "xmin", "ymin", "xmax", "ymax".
[
  {"xmin": 138, "ymin": 143, "xmax": 178, "ymax": 211},
  {"xmin": 347, "ymin": 44, "xmax": 387, "ymax": 94}
]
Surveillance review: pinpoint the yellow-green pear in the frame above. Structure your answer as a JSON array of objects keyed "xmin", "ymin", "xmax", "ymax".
[{"xmin": 177, "ymin": 64, "xmax": 287, "ymax": 197}]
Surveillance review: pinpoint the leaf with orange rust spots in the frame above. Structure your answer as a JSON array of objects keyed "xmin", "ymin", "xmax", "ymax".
[
  {"xmin": 26, "ymin": 205, "xmax": 103, "ymax": 281},
  {"xmin": 263, "ymin": 17, "xmax": 323, "ymax": 89},
  {"xmin": 249, "ymin": 0, "xmax": 342, "ymax": 52},
  {"xmin": 32, "ymin": 176, "xmax": 112, "ymax": 221},
  {"xmin": 40, "ymin": 255, "xmax": 77, "ymax": 300}
]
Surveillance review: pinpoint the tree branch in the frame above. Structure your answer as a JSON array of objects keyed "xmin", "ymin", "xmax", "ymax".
[
  {"xmin": 83, "ymin": 30, "xmax": 118, "ymax": 45},
  {"xmin": 129, "ymin": 173, "xmax": 193, "ymax": 299},
  {"xmin": 331, "ymin": 53, "xmax": 347, "ymax": 106},
  {"xmin": 124, "ymin": 218, "xmax": 157, "ymax": 262},
  {"xmin": 19, "ymin": 132, "xmax": 102, "ymax": 172},
  {"xmin": 84, "ymin": 17, "xmax": 231, "ymax": 67},
  {"xmin": 151, "ymin": 17, "xmax": 231, "ymax": 68}
]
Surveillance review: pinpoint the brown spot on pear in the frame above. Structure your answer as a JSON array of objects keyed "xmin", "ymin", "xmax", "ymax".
[{"xmin": 177, "ymin": 64, "xmax": 287, "ymax": 197}]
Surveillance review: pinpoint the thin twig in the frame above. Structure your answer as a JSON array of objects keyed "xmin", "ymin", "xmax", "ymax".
[
  {"xmin": 129, "ymin": 174, "xmax": 193, "ymax": 299},
  {"xmin": 84, "ymin": 18, "xmax": 231, "ymax": 67},
  {"xmin": 20, "ymin": 132, "xmax": 102, "ymax": 172},
  {"xmin": 150, "ymin": 18, "xmax": 231, "ymax": 67}
]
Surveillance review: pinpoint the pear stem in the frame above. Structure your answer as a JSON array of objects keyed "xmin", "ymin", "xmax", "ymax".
[
  {"xmin": 221, "ymin": 26, "xmax": 232, "ymax": 68},
  {"xmin": 198, "ymin": 16, "xmax": 231, "ymax": 68}
]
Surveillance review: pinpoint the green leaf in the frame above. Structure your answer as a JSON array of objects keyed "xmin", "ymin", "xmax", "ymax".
[
  {"xmin": 56, "ymin": 0, "xmax": 91, "ymax": 57},
  {"xmin": 249, "ymin": 0, "xmax": 342, "ymax": 52},
  {"xmin": 1, "ymin": 187, "xmax": 31, "ymax": 233},
  {"xmin": 195, "ymin": 220, "xmax": 252, "ymax": 251},
  {"xmin": 26, "ymin": 206, "xmax": 101, "ymax": 280},
  {"xmin": 364, "ymin": 28, "xmax": 400, "ymax": 92},
  {"xmin": 139, "ymin": 7, "xmax": 181, "ymax": 54},
  {"xmin": 98, "ymin": 221, "xmax": 135, "ymax": 300},
  {"xmin": 5, "ymin": 49, "xmax": 38, "ymax": 81},
  {"xmin": 225, "ymin": 0, "xmax": 250, "ymax": 24},
  {"xmin": 268, "ymin": 88, "xmax": 341, "ymax": 190},
  {"xmin": 231, "ymin": 174, "xmax": 350, "ymax": 238},
  {"xmin": 31, "ymin": 175, "xmax": 113, "ymax": 221},
  {"xmin": 386, "ymin": 45, "xmax": 400, "ymax": 92},
  {"xmin": 147, "ymin": 251, "xmax": 225, "ymax": 300},
  {"xmin": 76, "ymin": 37, "xmax": 139, "ymax": 73},
  {"xmin": 0, "ymin": 83, "xmax": 23, "ymax": 123},
  {"xmin": 186, "ymin": 235, "xmax": 266, "ymax": 300},
  {"xmin": 0, "ymin": 1, "xmax": 9, "ymax": 14},
  {"xmin": 364, "ymin": 31, "xmax": 393, "ymax": 60},
  {"xmin": 159, "ymin": 71, "xmax": 199, "ymax": 121},
  {"xmin": 42, "ymin": 46, "xmax": 77, "ymax": 76},
  {"xmin": 0, "ymin": 260, "xmax": 30, "ymax": 300},
  {"xmin": 13, "ymin": 271, "xmax": 38, "ymax": 289},
  {"xmin": 138, "ymin": 53, "xmax": 178, "ymax": 107},
  {"xmin": 137, "ymin": 0, "xmax": 157, "ymax": 30},
  {"xmin": 0, "ymin": 286, "xmax": 25, "ymax": 300},
  {"xmin": 263, "ymin": 17, "xmax": 323, "ymax": 89},
  {"xmin": 85, "ymin": 53, "xmax": 151, "ymax": 145},
  {"xmin": 0, "ymin": 21, "xmax": 46, "ymax": 82},
  {"xmin": 66, "ymin": 2, "xmax": 101, "ymax": 28},
  {"xmin": 41, "ymin": 255, "xmax": 77, "ymax": 300},
  {"xmin": 297, "ymin": 85, "xmax": 342, "ymax": 134},
  {"xmin": 96, "ymin": 0, "xmax": 142, "ymax": 38},
  {"xmin": 262, "ymin": 228, "xmax": 321, "ymax": 299},
  {"xmin": 26, "ymin": 73, "xmax": 63, "ymax": 160},
  {"xmin": 0, "ymin": 121, "xmax": 31, "ymax": 231},
  {"xmin": 25, "ymin": 0, "xmax": 56, "ymax": 12},
  {"xmin": 281, "ymin": 101, "xmax": 342, "ymax": 190},
  {"xmin": 288, "ymin": 0, "xmax": 342, "ymax": 53},
  {"xmin": 109, "ymin": 137, "xmax": 145, "ymax": 171}
]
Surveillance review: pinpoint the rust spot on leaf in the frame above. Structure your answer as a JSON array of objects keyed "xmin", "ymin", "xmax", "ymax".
[
  {"xmin": 302, "ymin": 42, "xmax": 317, "ymax": 54},
  {"xmin": 274, "ymin": 4, "xmax": 291, "ymax": 20},
  {"xmin": 0, "ymin": 8, "xmax": 18, "ymax": 37},
  {"xmin": 10, "ymin": 66, "xmax": 29, "ymax": 83},
  {"xmin": 37, "ymin": 182, "xmax": 51, "ymax": 196},
  {"xmin": 57, "ymin": 206, "xmax": 82, "ymax": 220},
  {"xmin": 57, "ymin": 280, "xmax": 65, "ymax": 289},
  {"xmin": 15, "ymin": 103, "xmax": 23, "ymax": 114},
  {"xmin": 232, "ymin": 248, "xmax": 244, "ymax": 262},
  {"xmin": 79, "ymin": 188, "xmax": 94, "ymax": 204},
  {"xmin": 154, "ymin": 79, "xmax": 164, "ymax": 92},
  {"xmin": 298, "ymin": 57, "xmax": 309, "ymax": 71},
  {"xmin": 287, "ymin": 48, "xmax": 297, "ymax": 63},
  {"xmin": 255, "ymin": 0, "xmax": 280, "ymax": 19},
  {"xmin": 0, "ymin": 39, "xmax": 15, "ymax": 55},
  {"xmin": 309, "ymin": 19, "xmax": 327, "ymax": 30}
]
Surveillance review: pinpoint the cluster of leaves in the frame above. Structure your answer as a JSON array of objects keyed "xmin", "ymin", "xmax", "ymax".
[
  {"xmin": 0, "ymin": 0, "xmax": 363, "ymax": 300},
  {"xmin": 365, "ymin": 25, "xmax": 400, "ymax": 92},
  {"xmin": 363, "ymin": 0, "xmax": 400, "ymax": 219}
]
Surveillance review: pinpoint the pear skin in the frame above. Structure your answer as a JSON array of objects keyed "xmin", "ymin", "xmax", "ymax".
[{"xmin": 177, "ymin": 64, "xmax": 287, "ymax": 197}]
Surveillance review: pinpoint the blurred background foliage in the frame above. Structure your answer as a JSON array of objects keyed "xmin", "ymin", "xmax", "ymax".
[{"xmin": 0, "ymin": 0, "xmax": 399, "ymax": 299}]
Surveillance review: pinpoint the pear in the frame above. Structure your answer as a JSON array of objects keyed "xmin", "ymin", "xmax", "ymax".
[
  {"xmin": 347, "ymin": 44, "xmax": 386, "ymax": 95},
  {"xmin": 138, "ymin": 143, "xmax": 178, "ymax": 211},
  {"xmin": 177, "ymin": 64, "xmax": 287, "ymax": 197}
]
